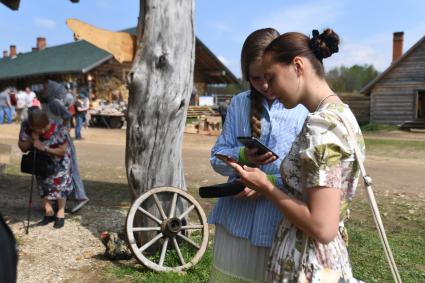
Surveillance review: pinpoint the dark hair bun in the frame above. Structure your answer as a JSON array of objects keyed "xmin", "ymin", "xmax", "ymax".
[{"xmin": 310, "ymin": 28, "xmax": 340, "ymax": 60}]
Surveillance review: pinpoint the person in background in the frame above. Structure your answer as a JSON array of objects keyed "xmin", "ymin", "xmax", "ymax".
[
  {"xmin": 209, "ymin": 28, "xmax": 308, "ymax": 282},
  {"xmin": 190, "ymin": 86, "xmax": 197, "ymax": 105},
  {"xmin": 8, "ymin": 88, "xmax": 17, "ymax": 122},
  {"xmin": 218, "ymin": 97, "xmax": 230, "ymax": 125},
  {"xmin": 89, "ymin": 91, "xmax": 100, "ymax": 109},
  {"xmin": 63, "ymin": 84, "xmax": 75, "ymax": 129},
  {"xmin": 18, "ymin": 109, "xmax": 72, "ymax": 228},
  {"xmin": 227, "ymin": 29, "xmax": 365, "ymax": 282},
  {"xmin": 75, "ymin": 89, "xmax": 89, "ymax": 140},
  {"xmin": 24, "ymin": 87, "xmax": 36, "ymax": 110},
  {"xmin": 40, "ymin": 80, "xmax": 90, "ymax": 213},
  {"xmin": 15, "ymin": 88, "xmax": 27, "ymax": 122},
  {"xmin": 0, "ymin": 87, "xmax": 13, "ymax": 124}
]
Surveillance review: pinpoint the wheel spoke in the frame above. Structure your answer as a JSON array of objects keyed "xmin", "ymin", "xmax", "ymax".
[
  {"xmin": 178, "ymin": 204, "xmax": 195, "ymax": 220},
  {"xmin": 168, "ymin": 192, "xmax": 178, "ymax": 218},
  {"xmin": 139, "ymin": 233, "xmax": 163, "ymax": 253},
  {"xmin": 132, "ymin": 227, "xmax": 161, "ymax": 232},
  {"xmin": 177, "ymin": 233, "xmax": 200, "ymax": 249},
  {"xmin": 159, "ymin": 237, "xmax": 169, "ymax": 266},
  {"xmin": 172, "ymin": 237, "xmax": 186, "ymax": 265},
  {"xmin": 153, "ymin": 193, "xmax": 167, "ymax": 220},
  {"xmin": 137, "ymin": 207, "xmax": 162, "ymax": 225},
  {"xmin": 181, "ymin": 225, "xmax": 204, "ymax": 230}
]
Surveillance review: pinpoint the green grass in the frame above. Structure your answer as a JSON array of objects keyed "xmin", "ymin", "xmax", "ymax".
[
  {"xmin": 364, "ymin": 138, "xmax": 425, "ymax": 159},
  {"xmin": 106, "ymin": 191, "xmax": 425, "ymax": 283},
  {"xmin": 361, "ymin": 123, "xmax": 400, "ymax": 132},
  {"xmin": 106, "ymin": 242, "xmax": 213, "ymax": 283},
  {"xmin": 186, "ymin": 117, "xmax": 199, "ymax": 125},
  {"xmin": 348, "ymin": 192, "xmax": 425, "ymax": 282},
  {"xmin": 365, "ymin": 139, "xmax": 425, "ymax": 150}
]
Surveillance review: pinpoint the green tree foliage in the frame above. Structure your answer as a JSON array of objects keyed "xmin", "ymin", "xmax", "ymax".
[
  {"xmin": 327, "ymin": 64, "xmax": 379, "ymax": 93},
  {"xmin": 206, "ymin": 79, "xmax": 248, "ymax": 96}
]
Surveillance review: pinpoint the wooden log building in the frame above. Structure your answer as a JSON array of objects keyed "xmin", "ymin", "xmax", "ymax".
[{"xmin": 361, "ymin": 32, "xmax": 425, "ymax": 128}]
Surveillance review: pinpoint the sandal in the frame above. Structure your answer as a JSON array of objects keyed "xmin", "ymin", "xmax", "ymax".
[{"xmin": 37, "ymin": 215, "xmax": 56, "ymax": 226}]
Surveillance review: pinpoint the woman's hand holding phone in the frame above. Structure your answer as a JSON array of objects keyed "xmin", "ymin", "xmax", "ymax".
[
  {"xmin": 244, "ymin": 147, "xmax": 277, "ymax": 165},
  {"xmin": 215, "ymin": 153, "xmax": 274, "ymax": 197},
  {"xmin": 226, "ymin": 162, "xmax": 275, "ymax": 196}
]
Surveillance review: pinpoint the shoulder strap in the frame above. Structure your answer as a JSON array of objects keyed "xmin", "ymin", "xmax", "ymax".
[{"xmin": 338, "ymin": 114, "xmax": 403, "ymax": 283}]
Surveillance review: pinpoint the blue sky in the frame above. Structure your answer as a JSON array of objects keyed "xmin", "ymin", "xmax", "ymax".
[{"xmin": 1, "ymin": 0, "xmax": 424, "ymax": 78}]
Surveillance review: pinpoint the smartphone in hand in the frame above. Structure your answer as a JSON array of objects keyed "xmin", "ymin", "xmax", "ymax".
[
  {"xmin": 215, "ymin": 153, "xmax": 242, "ymax": 166},
  {"xmin": 237, "ymin": 136, "xmax": 279, "ymax": 159}
]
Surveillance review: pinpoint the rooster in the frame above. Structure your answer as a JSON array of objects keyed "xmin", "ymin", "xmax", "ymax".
[{"xmin": 100, "ymin": 231, "xmax": 132, "ymax": 260}]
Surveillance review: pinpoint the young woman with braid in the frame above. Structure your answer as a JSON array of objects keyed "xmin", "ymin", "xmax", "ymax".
[{"xmin": 209, "ymin": 28, "xmax": 308, "ymax": 282}]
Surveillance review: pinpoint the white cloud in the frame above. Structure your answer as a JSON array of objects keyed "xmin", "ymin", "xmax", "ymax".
[
  {"xmin": 257, "ymin": 0, "xmax": 343, "ymax": 34},
  {"xmin": 218, "ymin": 55, "xmax": 241, "ymax": 77},
  {"xmin": 326, "ymin": 23, "xmax": 425, "ymax": 72},
  {"xmin": 34, "ymin": 17, "xmax": 56, "ymax": 29},
  {"xmin": 325, "ymin": 36, "xmax": 389, "ymax": 71},
  {"xmin": 217, "ymin": 55, "xmax": 231, "ymax": 66}
]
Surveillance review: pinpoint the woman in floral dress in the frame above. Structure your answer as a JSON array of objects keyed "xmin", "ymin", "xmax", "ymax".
[
  {"xmin": 227, "ymin": 29, "xmax": 365, "ymax": 282},
  {"xmin": 18, "ymin": 109, "xmax": 72, "ymax": 229}
]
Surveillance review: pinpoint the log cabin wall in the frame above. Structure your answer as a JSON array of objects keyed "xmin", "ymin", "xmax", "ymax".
[
  {"xmin": 370, "ymin": 38, "xmax": 425, "ymax": 125},
  {"xmin": 340, "ymin": 94, "xmax": 370, "ymax": 125}
]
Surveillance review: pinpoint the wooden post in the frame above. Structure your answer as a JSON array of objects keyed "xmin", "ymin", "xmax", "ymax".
[{"xmin": 125, "ymin": 0, "xmax": 195, "ymax": 245}]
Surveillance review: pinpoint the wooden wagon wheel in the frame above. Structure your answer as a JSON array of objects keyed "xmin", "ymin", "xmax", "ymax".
[{"xmin": 126, "ymin": 187, "xmax": 209, "ymax": 272}]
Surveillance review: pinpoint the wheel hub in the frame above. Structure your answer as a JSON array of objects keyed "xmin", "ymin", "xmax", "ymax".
[{"xmin": 161, "ymin": 217, "xmax": 182, "ymax": 237}]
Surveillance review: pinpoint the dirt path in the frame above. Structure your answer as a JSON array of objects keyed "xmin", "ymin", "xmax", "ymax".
[{"xmin": 1, "ymin": 124, "xmax": 424, "ymax": 282}]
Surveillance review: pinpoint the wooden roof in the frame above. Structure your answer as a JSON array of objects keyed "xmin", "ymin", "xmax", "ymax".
[
  {"xmin": 361, "ymin": 35, "xmax": 425, "ymax": 95},
  {"xmin": 0, "ymin": 0, "xmax": 20, "ymax": 10},
  {"xmin": 195, "ymin": 38, "xmax": 239, "ymax": 84}
]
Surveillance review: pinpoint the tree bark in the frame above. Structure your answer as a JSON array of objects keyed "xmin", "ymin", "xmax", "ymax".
[
  {"xmin": 126, "ymin": 0, "xmax": 194, "ymax": 196},
  {"xmin": 125, "ymin": 0, "xmax": 194, "ymax": 245}
]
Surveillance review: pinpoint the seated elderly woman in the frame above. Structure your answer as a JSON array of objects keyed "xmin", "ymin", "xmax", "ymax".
[{"xmin": 18, "ymin": 109, "xmax": 72, "ymax": 228}]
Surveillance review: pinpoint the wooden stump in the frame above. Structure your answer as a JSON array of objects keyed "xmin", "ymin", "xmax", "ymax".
[{"xmin": 125, "ymin": 0, "xmax": 195, "ymax": 247}]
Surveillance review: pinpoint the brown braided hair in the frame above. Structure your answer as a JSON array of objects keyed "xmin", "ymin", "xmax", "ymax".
[{"xmin": 241, "ymin": 28, "xmax": 279, "ymax": 138}]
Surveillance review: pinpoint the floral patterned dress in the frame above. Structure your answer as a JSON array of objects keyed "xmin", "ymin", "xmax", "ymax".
[
  {"xmin": 267, "ymin": 103, "xmax": 366, "ymax": 283},
  {"xmin": 19, "ymin": 121, "xmax": 73, "ymax": 200}
]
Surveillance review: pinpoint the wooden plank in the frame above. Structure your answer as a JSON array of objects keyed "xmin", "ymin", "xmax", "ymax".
[{"xmin": 66, "ymin": 18, "xmax": 136, "ymax": 63}]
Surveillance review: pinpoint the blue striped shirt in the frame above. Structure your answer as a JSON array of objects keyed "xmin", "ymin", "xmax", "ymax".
[{"xmin": 208, "ymin": 90, "xmax": 308, "ymax": 247}]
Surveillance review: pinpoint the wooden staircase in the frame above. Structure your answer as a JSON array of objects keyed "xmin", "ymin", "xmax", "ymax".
[{"xmin": 400, "ymin": 119, "xmax": 425, "ymax": 131}]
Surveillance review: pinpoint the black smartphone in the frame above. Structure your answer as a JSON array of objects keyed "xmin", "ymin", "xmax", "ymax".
[
  {"xmin": 237, "ymin": 136, "xmax": 279, "ymax": 159},
  {"xmin": 214, "ymin": 153, "xmax": 243, "ymax": 166}
]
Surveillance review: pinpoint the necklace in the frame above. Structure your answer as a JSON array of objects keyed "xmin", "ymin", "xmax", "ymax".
[{"xmin": 314, "ymin": 94, "xmax": 337, "ymax": 112}]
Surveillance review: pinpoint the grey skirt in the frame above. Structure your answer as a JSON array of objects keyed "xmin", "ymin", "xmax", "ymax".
[{"xmin": 210, "ymin": 224, "xmax": 270, "ymax": 283}]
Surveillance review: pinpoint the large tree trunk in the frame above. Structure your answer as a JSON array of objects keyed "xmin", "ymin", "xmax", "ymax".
[{"xmin": 126, "ymin": 0, "xmax": 195, "ymax": 245}]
